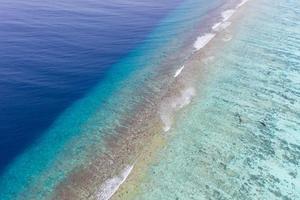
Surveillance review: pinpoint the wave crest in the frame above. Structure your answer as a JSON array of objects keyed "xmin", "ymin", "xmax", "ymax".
[{"xmin": 160, "ymin": 87, "xmax": 195, "ymax": 132}]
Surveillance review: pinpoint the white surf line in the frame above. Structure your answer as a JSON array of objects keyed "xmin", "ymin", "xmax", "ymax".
[
  {"xmin": 97, "ymin": 164, "xmax": 134, "ymax": 200},
  {"xmin": 212, "ymin": 21, "xmax": 232, "ymax": 32},
  {"xmin": 212, "ymin": 0, "xmax": 250, "ymax": 32},
  {"xmin": 196, "ymin": 1, "xmax": 248, "ymax": 50},
  {"xmin": 212, "ymin": 22, "xmax": 222, "ymax": 31},
  {"xmin": 174, "ymin": 65, "xmax": 185, "ymax": 78},
  {"xmin": 221, "ymin": 9, "xmax": 236, "ymax": 22},
  {"xmin": 193, "ymin": 33, "xmax": 216, "ymax": 51},
  {"xmin": 237, "ymin": 0, "xmax": 249, "ymax": 8}
]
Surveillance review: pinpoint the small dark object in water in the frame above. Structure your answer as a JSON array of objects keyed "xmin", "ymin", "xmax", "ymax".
[
  {"xmin": 235, "ymin": 113, "xmax": 242, "ymax": 124},
  {"xmin": 259, "ymin": 121, "xmax": 266, "ymax": 127}
]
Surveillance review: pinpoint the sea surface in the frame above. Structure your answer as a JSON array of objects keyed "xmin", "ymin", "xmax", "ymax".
[
  {"xmin": 1, "ymin": 0, "xmax": 299, "ymax": 199},
  {"xmin": 134, "ymin": 0, "xmax": 300, "ymax": 199},
  {"xmin": 0, "ymin": 0, "xmax": 184, "ymax": 172},
  {"xmin": 0, "ymin": 0, "xmax": 225, "ymax": 198}
]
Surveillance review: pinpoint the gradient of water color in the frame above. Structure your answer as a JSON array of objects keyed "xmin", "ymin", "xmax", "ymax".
[
  {"xmin": 0, "ymin": 0, "xmax": 229, "ymax": 199},
  {"xmin": 0, "ymin": 0, "xmax": 183, "ymax": 172},
  {"xmin": 135, "ymin": 0, "xmax": 300, "ymax": 199},
  {"xmin": 0, "ymin": 0, "xmax": 299, "ymax": 199}
]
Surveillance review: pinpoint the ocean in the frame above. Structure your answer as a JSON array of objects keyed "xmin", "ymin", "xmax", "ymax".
[
  {"xmin": 0, "ymin": 0, "xmax": 224, "ymax": 198},
  {"xmin": 0, "ymin": 0, "xmax": 299, "ymax": 199},
  {"xmin": 0, "ymin": 0, "xmax": 184, "ymax": 172},
  {"xmin": 132, "ymin": 0, "xmax": 300, "ymax": 199}
]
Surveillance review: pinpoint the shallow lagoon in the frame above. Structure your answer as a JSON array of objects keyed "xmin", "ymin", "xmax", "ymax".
[{"xmin": 135, "ymin": 0, "xmax": 300, "ymax": 199}]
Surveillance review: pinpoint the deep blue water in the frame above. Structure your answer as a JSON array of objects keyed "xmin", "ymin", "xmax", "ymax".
[{"xmin": 0, "ymin": 0, "xmax": 182, "ymax": 173}]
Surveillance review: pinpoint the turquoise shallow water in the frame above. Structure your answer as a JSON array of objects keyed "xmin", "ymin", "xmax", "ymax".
[
  {"xmin": 0, "ymin": 0, "xmax": 230, "ymax": 199},
  {"xmin": 136, "ymin": 0, "xmax": 300, "ymax": 199}
]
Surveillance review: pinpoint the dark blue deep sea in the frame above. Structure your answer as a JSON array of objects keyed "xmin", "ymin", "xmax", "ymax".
[{"xmin": 0, "ymin": 0, "xmax": 182, "ymax": 173}]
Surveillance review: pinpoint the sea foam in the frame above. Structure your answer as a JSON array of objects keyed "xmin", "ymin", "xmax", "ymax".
[
  {"xmin": 212, "ymin": 22, "xmax": 222, "ymax": 31},
  {"xmin": 160, "ymin": 87, "xmax": 195, "ymax": 132},
  {"xmin": 174, "ymin": 65, "xmax": 185, "ymax": 78},
  {"xmin": 193, "ymin": 33, "xmax": 216, "ymax": 50},
  {"xmin": 237, "ymin": 0, "xmax": 249, "ymax": 8},
  {"xmin": 212, "ymin": 21, "xmax": 232, "ymax": 32},
  {"xmin": 97, "ymin": 165, "xmax": 134, "ymax": 200},
  {"xmin": 161, "ymin": 112, "xmax": 172, "ymax": 132},
  {"xmin": 171, "ymin": 87, "xmax": 195, "ymax": 109},
  {"xmin": 220, "ymin": 21, "xmax": 232, "ymax": 29},
  {"xmin": 222, "ymin": 9, "xmax": 236, "ymax": 22}
]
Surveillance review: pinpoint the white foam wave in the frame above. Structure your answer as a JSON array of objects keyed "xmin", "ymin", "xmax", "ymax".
[
  {"xmin": 193, "ymin": 33, "xmax": 216, "ymax": 50},
  {"xmin": 237, "ymin": 0, "xmax": 249, "ymax": 8},
  {"xmin": 161, "ymin": 113, "xmax": 172, "ymax": 132},
  {"xmin": 97, "ymin": 165, "xmax": 134, "ymax": 200},
  {"xmin": 174, "ymin": 65, "xmax": 185, "ymax": 78},
  {"xmin": 212, "ymin": 21, "xmax": 232, "ymax": 32},
  {"xmin": 212, "ymin": 22, "xmax": 222, "ymax": 31},
  {"xmin": 171, "ymin": 88, "xmax": 195, "ymax": 109},
  {"xmin": 160, "ymin": 87, "xmax": 195, "ymax": 132},
  {"xmin": 222, "ymin": 9, "xmax": 235, "ymax": 21}
]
